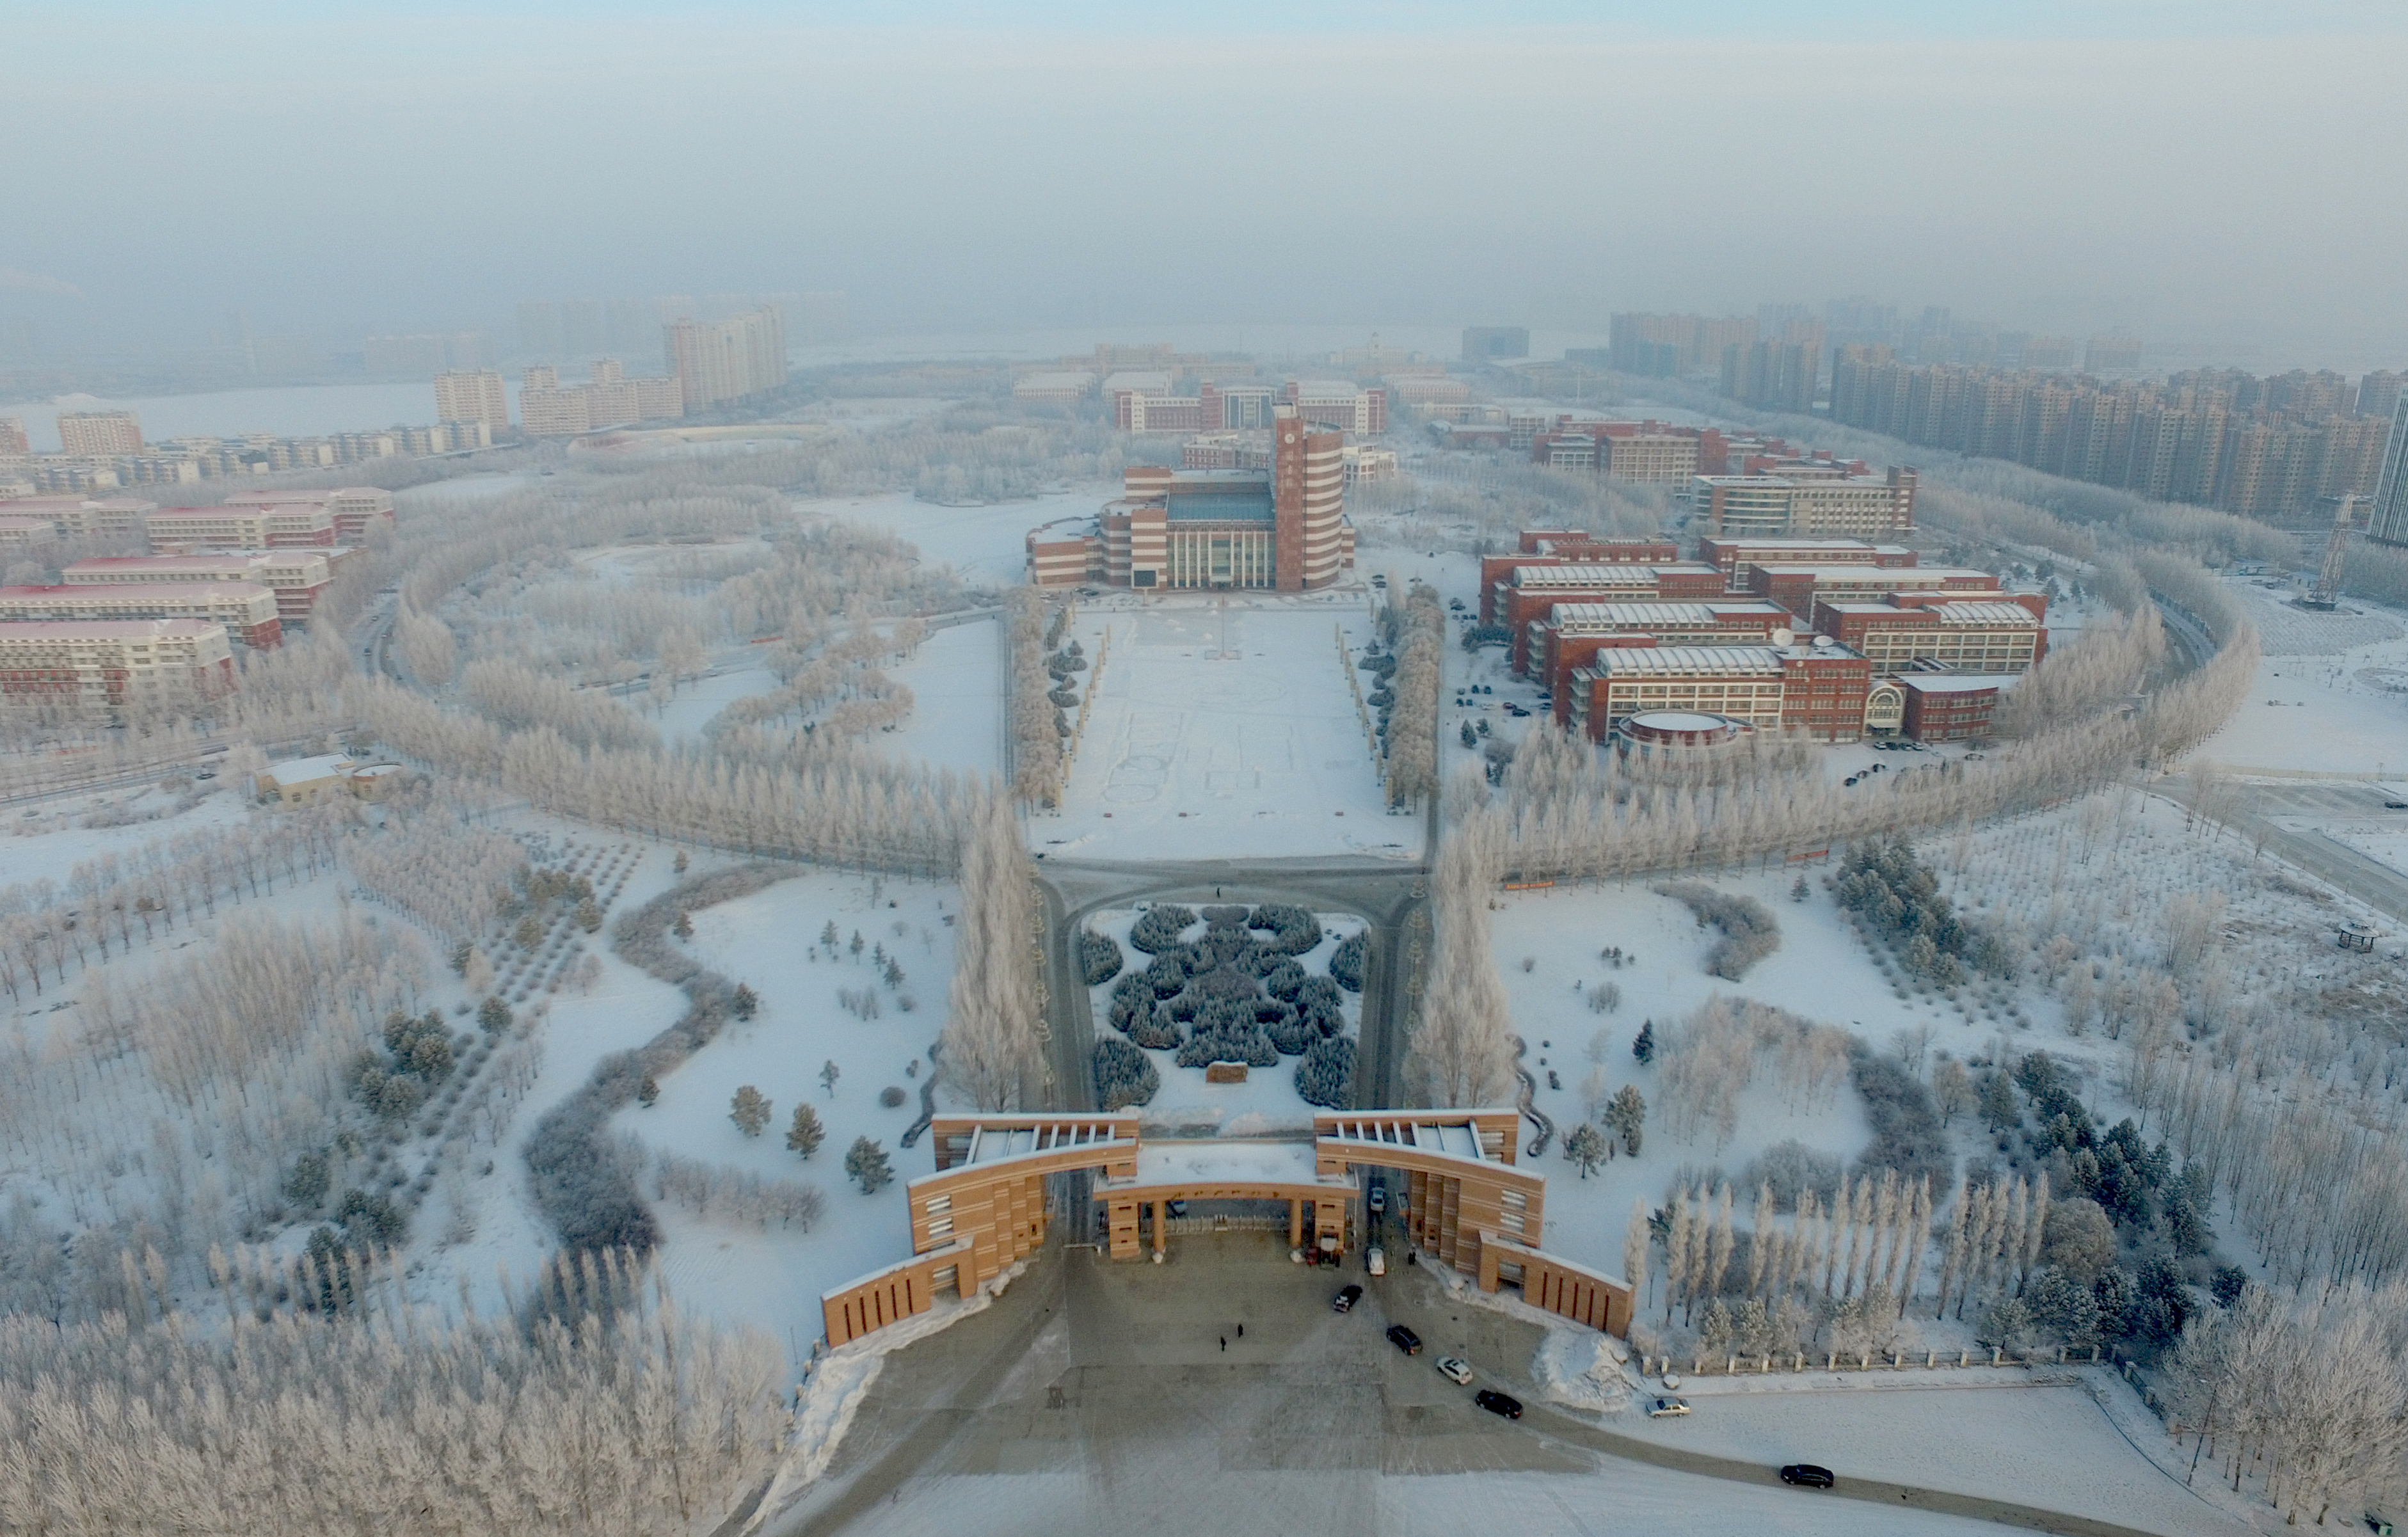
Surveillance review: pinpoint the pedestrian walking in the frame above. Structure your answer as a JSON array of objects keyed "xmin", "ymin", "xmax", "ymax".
[
  {"xmin": 1219, "ymin": 1335, "xmax": 1226, "ymax": 1352},
  {"xmin": 1237, "ymin": 1323, "xmax": 1244, "ymax": 1338}
]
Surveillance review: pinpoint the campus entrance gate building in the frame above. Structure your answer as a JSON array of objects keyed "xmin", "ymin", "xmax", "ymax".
[{"xmin": 820, "ymin": 1110, "xmax": 1634, "ymax": 1347}]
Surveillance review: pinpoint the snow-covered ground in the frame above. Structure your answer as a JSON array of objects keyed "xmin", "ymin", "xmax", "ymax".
[
  {"xmin": 878, "ymin": 618, "xmax": 1003, "ymax": 779},
  {"xmin": 1080, "ymin": 905, "xmax": 1365, "ymax": 1132},
  {"xmin": 1490, "ymin": 874, "xmax": 1918, "ymax": 1273},
  {"xmin": 2199, "ymin": 583, "xmax": 2408, "ymax": 774},
  {"xmin": 1042, "ymin": 598, "xmax": 1416, "ymax": 862},
  {"xmin": 820, "ymin": 1456, "xmax": 2034, "ymax": 1537},
  {"xmin": 1616, "ymin": 1380, "xmax": 2251, "ymax": 1536},
  {"xmin": 806, "ymin": 483, "xmax": 1116, "ymax": 589},
  {"xmin": 651, "ymin": 657, "xmax": 779, "ymax": 745},
  {"xmin": 604, "ymin": 870, "xmax": 964, "ymax": 1365},
  {"xmin": 2, "ymin": 780, "xmax": 249, "ymax": 890}
]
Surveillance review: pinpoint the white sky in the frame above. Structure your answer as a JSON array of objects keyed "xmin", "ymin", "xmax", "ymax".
[{"xmin": 3, "ymin": 3, "xmax": 2404, "ymax": 367}]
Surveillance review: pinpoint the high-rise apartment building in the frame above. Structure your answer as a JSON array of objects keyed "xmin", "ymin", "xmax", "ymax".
[
  {"xmin": 2357, "ymin": 371, "xmax": 2405, "ymax": 423},
  {"xmin": 518, "ymin": 360, "xmax": 683, "ymax": 436},
  {"xmin": 434, "ymin": 369, "xmax": 511, "ymax": 435},
  {"xmin": 1609, "ymin": 314, "xmax": 1757, "ymax": 377},
  {"xmin": 1828, "ymin": 355, "xmax": 2402, "ymax": 519},
  {"xmin": 2370, "ymin": 394, "xmax": 2408, "ymax": 547},
  {"xmin": 0, "ymin": 418, "xmax": 26, "ymax": 456},
  {"xmin": 56, "ymin": 412, "xmax": 143, "ymax": 456},
  {"xmin": 1462, "ymin": 327, "xmax": 1530, "ymax": 362},
  {"xmin": 664, "ymin": 306, "xmax": 788, "ymax": 410},
  {"xmin": 1721, "ymin": 340, "xmax": 1819, "ymax": 412}
]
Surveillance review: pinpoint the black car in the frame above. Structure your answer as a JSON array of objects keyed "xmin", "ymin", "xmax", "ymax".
[
  {"xmin": 1385, "ymin": 1323, "xmax": 1423, "ymax": 1355},
  {"xmin": 1332, "ymin": 1284, "xmax": 1363, "ymax": 1313},
  {"xmin": 1780, "ymin": 1463, "xmax": 1837, "ymax": 1488},
  {"xmin": 1474, "ymin": 1389, "xmax": 1522, "ymax": 1419}
]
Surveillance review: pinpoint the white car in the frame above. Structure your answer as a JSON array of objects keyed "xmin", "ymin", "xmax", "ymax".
[
  {"xmin": 1649, "ymin": 1396, "xmax": 1691, "ymax": 1418},
  {"xmin": 1437, "ymin": 1357, "xmax": 1474, "ymax": 1385}
]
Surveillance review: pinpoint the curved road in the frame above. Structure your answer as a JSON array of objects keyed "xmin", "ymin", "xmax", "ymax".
[{"xmin": 770, "ymin": 1241, "xmax": 2229, "ymax": 1537}]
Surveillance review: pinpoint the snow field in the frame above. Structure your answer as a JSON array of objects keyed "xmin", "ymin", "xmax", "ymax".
[
  {"xmin": 1080, "ymin": 905, "xmax": 1366, "ymax": 1132},
  {"xmin": 1615, "ymin": 1381, "xmax": 2252, "ymax": 1536},
  {"xmin": 1488, "ymin": 873, "xmax": 1951, "ymax": 1274},
  {"xmin": 604, "ymin": 870, "xmax": 965, "ymax": 1363},
  {"xmin": 2197, "ymin": 583, "xmax": 2408, "ymax": 774},
  {"xmin": 651, "ymin": 657, "xmax": 780, "ymax": 745},
  {"xmin": 406, "ymin": 825, "xmax": 697, "ymax": 1315},
  {"xmin": 820, "ymin": 1456, "xmax": 2025, "ymax": 1537},
  {"xmin": 1044, "ymin": 601, "xmax": 1414, "ymax": 861},
  {"xmin": 875, "ymin": 616, "xmax": 1003, "ymax": 779},
  {"xmin": 2, "ymin": 779, "xmax": 249, "ymax": 893},
  {"xmin": 802, "ymin": 483, "xmax": 1116, "ymax": 587}
]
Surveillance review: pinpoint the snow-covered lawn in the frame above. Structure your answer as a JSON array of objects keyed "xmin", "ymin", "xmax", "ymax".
[
  {"xmin": 2, "ymin": 781, "xmax": 248, "ymax": 891},
  {"xmin": 651, "ymin": 657, "xmax": 778, "ymax": 744},
  {"xmin": 603, "ymin": 870, "xmax": 964, "ymax": 1364},
  {"xmin": 2198, "ymin": 585, "xmax": 2408, "ymax": 774},
  {"xmin": 1044, "ymin": 600, "xmax": 1415, "ymax": 862},
  {"xmin": 878, "ymin": 617, "xmax": 1003, "ymax": 779},
  {"xmin": 807, "ymin": 484, "xmax": 1115, "ymax": 588},
  {"xmin": 1080, "ymin": 905, "xmax": 1365, "ymax": 1133},
  {"xmin": 1490, "ymin": 873, "xmax": 1937, "ymax": 1275},
  {"xmin": 1615, "ymin": 1380, "xmax": 2251, "ymax": 1536}
]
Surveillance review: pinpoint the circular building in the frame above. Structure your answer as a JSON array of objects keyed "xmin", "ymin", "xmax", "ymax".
[{"xmin": 1610, "ymin": 710, "xmax": 1754, "ymax": 765}]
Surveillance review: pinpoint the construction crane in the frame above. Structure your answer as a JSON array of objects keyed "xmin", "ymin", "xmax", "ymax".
[{"xmin": 2300, "ymin": 493, "xmax": 2363, "ymax": 611}]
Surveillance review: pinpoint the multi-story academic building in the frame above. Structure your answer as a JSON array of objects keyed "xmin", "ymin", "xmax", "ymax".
[
  {"xmin": 1026, "ymin": 406, "xmax": 1352, "ymax": 592},
  {"xmin": 65, "ymin": 552, "xmax": 333, "ymax": 620},
  {"xmin": 0, "ymin": 618, "xmax": 236, "ymax": 715},
  {"xmin": 1810, "ymin": 597, "xmax": 2048, "ymax": 675},
  {"xmin": 1687, "ymin": 468, "xmax": 1919, "ymax": 537},
  {"xmin": 0, "ymin": 582, "xmax": 282, "ymax": 648},
  {"xmin": 1563, "ymin": 640, "xmax": 1888, "ymax": 744}
]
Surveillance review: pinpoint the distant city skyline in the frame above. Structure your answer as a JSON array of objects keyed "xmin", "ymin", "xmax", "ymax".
[{"xmin": 3, "ymin": 5, "xmax": 2404, "ymax": 372}]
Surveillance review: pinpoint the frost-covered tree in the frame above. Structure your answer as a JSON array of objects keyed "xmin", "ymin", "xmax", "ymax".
[
  {"xmin": 729, "ymin": 1085, "xmax": 771, "ymax": 1138},
  {"xmin": 786, "ymin": 1103, "xmax": 825, "ymax": 1159},
  {"xmin": 1403, "ymin": 820, "xmax": 1514, "ymax": 1106},
  {"xmin": 1562, "ymin": 1123, "xmax": 1609, "ymax": 1179},
  {"xmin": 845, "ymin": 1135, "xmax": 894, "ymax": 1194},
  {"xmin": 937, "ymin": 793, "xmax": 1046, "ymax": 1110}
]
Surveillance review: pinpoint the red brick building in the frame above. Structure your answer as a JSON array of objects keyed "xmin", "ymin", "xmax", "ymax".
[
  {"xmin": 1900, "ymin": 675, "xmax": 2009, "ymax": 741},
  {"xmin": 1490, "ymin": 563, "xmax": 1727, "ymax": 670},
  {"xmin": 1561, "ymin": 641, "xmax": 1877, "ymax": 743},
  {"xmin": 1811, "ymin": 598, "xmax": 2048, "ymax": 675},
  {"xmin": 1695, "ymin": 536, "xmax": 1917, "ymax": 581},
  {"xmin": 1533, "ymin": 600, "xmax": 1792, "ymax": 711},
  {"xmin": 1741, "ymin": 562, "xmax": 2000, "ymax": 622}
]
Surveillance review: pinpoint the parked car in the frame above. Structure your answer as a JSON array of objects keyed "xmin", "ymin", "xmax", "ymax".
[
  {"xmin": 1648, "ymin": 1397, "xmax": 1691, "ymax": 1418},
  {"xmin": 1365, "ymin": 1246, "xmax": 1386, "ymax": 1276},
  {"xmin": 1385, "ymin": 1324, "xmax": 1423, "ymax": 1356},
  {"xmin": 2386, "ymin": 801, "xmax": 2408, "ymax": 811},
  {"xmin": 1367, "ymin": 1184, "xmax": 1387, "ymax": 1214},
  {"xmin": 1332, "ymin": 1284, "xmax": 1363, "ymax": 1314},
  {"xmin": 1474, "ymin": 1389, "xmax": 1522, "ymax": 1419},
  {"xmin": 1437, "ymin": 1357, "xmax": 1474, "ymax": 1385},
  {"xmin": 1780, "ymin": 1463, "xmax": 1837, "ymax": 1488}
]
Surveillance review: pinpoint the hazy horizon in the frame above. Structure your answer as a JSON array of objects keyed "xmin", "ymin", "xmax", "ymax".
[{"xmin": 4, "ymin": 2, "xmax": 2406, "ymax": 373}]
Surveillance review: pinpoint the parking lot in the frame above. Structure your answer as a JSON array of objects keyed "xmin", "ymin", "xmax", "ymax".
[
  {"xmin": 779, "ymin": 1230, "xmax": 2068, "ymax": 1537},
  {"xmin": 788, "ymin": 1230, "xmax": 1586, "ymax": 1533}
]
